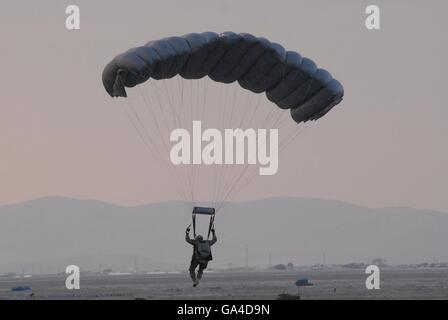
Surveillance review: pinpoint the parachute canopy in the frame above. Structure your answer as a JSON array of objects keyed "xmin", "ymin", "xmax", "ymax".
[{"xmin": 102, "ymin": 32, "xmax": 344, "ymax": 123}]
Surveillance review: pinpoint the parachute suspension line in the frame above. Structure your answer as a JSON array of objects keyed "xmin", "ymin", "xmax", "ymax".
[
  {"xmin": 178, "ymin": 76, "xmax": 186, "ymax": 130},
  {"xmin": 189, "ymin": 79, "xmax": 194, "ymax": 124},
  {"xmin": 215, "ymin": 91, "xmax": 283, "ymax": 211},
  {"xmin": 163, "ymin": 79, "xmax": 181, "ymax": 129},
  {"xmin": 214, "ymin": 84, "xmax": 240, "ymax": 207},
  {"xmin": 201, "ymin": 79, "xmax": 210, "ymax": 202},
  {"xmin": 173, "ymin": 79, "xmax": 196, "ymax": 205},
  {"xmin": 175, "ymin": 76, "xmax": 194, "ymax": 204},
  {"xmin": 200, "ymin": 78, "xmax": 209, "ymax": 121},
  {"xmin": 207, "ymin": 213, "xmax": 215, "ymax": 240},
  {"xmin": 138, "ymin": 86, "xmax": 192, "ymax": 203},
  {"xmin": 147, "ymin": 84, "xmax": 173, "ymax": 150},
  {"xmin": 280, "ymin": 122, "xmax": 311, "ymax": 151},
  {"xmin": 139, "ymin": 86, "xmax": 190, "ymax": 197},
  {"xmin": 277, "ymin": 97, "xmax": 340, "ymax": 151},
  {"xmin": 211, "ymin": 83, "xmax": 230, "ymax": 208},
  {"xmin": 151, "ymin": 77, "xmax": 205, "ymax": 207},
  {"xmin": 226, "ymin": 91, "xmax": 263, "ymax": 196},
  {"xmin": 210, "ymin": 82, "xmax": 224, "ymax": 209},
  {"xmin": 191, "ymin": 79, "xmax": 206, "ymax": 204},
  {"xmin": 237, "ymin": 90, "xmax": 255, "ymax": 130},
  {"xmin": 138, "ymin": 87, "xmax": 170, "ymax": 148},
  {"xmin": 146, "ymin": 84, "xmax": 180, "ymax": 154},
  {"xmin": 185, "ymin": 79, "xmax": 195, "ymax": 204},
  {"xmin": 216, "ymin": 91, "xmax": 251, "ymax": 208},
  {"xmin": 189, "ymin": 80, "xmax": 198, "ymax": 205},
  {"xmin": 214, "ymin": 83, "xmax": 235, "ymax": 205},
  {"xmin": 271, "ymin": 107, "xmax": 289, "ymax": 129},
  {"xmin": 131, "ymin": 95, "xmax": 191, "ymax": 203},
  {"xmin": 236, "ymin": 122, "xmax": 311, "ymax": 198},
  {"xmin": 215, "ymin": 73, "xmax": 320, "ymax": 210},
  {"xmin": 187, "ymin": 79, "xmax": 199, "ymax": 205},
  {"xmin": 231, "ymin": 92, "xmax": 263, "ymax": 187},
  {"xmin": 161, "ymin": 79, "xmax": 196, "ymax": 205},
  {"xmin": 119, "ymin": 100, "xmax": 188, "ymax": 202},
  {"xmin": 213, "ymin": 82, "xmax": 229, "ymax": 206},
  {"xmin": 192, "ymin": 212, "xmax": 197, "ymax": 238},
  {"xmin": 192, "ymin": 79, "xmax": 204, "ymax": 205},
  {"xmin": 216, "ymin": 121, "xmax": 311, "ymax": 213},
  {"xmin": 120, "ymin": 100, "xmax": 158, "ymax": 158},
  {"xmin": 216, "ymin": 88, "xmax": 303, "ymax": 212},
  {"xmin": 213, "ymin": 88, "xmax": 260, "ymax": 210},
  {"xmin": 275, "ymin": 96, "xmax": 338, "ymax": 152},
  {"xmin": 221, "ymin": 88, "xmax": 322, "ymax": 213},
  {"xmin": 228, "ymin": 83, "xmax": 238, "ymax": 125},
  {"xmin": 118, "ymin": 77, "xmax": 190, "ymax": 202},
  {"xmin": 249, "ymin": 94, "xmax": 263, "ymax": 126},
  {"xmin": 221, "ymin": 84, "xmax": 246, "ymax": 201},
  {"xmin": 189, "ymin": 81, "xmax": 196, "ymax": 205},
  {"xmin": 234, "ymin": 103, "xmax": 281, "ymax": 199},
  {"xmin": 126, "ymin": 98, "xmax": 162, "ymax": 158},
  {"xmin": 192, "ymin": 78, "xmax": 209, "ymax": 206},
  {"xmin": 260, "ymin": 106, "xmax": 279, "ymax": 130}
]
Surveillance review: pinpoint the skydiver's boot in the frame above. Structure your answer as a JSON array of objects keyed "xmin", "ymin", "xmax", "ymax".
[
  {"xmin": 189, "ymin": 269, "xmax": 198, "ymax": 287},
  {"xmin": 192, "ymin": 272, "xmax": 199, "ymax": 287},
  {"xmin": 195, "ymin": 267, "xmax": 204, "ymax": 286}
]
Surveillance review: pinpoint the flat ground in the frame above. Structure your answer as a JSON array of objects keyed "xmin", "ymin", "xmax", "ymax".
[{"xmin": 1, "ymin": 268, "xmax": 447, "ymax": 300}]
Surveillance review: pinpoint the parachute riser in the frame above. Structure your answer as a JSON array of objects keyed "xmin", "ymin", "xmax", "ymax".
[{"xmin": 192, "ymin": 206, "xmax": 216, "ymax": 240}]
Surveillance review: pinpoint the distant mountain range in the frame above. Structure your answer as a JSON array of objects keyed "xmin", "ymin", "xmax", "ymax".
[{"xmin": 0, "ymin": 197, "xmax": 447, "ymax": 274}]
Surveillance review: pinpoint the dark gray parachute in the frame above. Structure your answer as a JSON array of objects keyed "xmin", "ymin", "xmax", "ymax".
[{"xmin": 102, "ymin": 32, "xmax": 344, "ymax": 123}]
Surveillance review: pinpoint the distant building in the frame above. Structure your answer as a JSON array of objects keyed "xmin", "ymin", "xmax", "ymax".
[
  {"xmin": 371, "ymin": 258, "xmax": 388, "ymax": 267},
  {"xmin": 272, "ymin": 264, "xmax": 287, "ymax": 270}
]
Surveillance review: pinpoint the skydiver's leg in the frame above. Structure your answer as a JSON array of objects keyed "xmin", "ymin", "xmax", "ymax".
[
  {"xmin": 189, "ymin": 259, "xmax": 199, "ymax": 282},
  {"xmin": 197, "ymin": 263, "xmax": 208, "ymax": 280}
]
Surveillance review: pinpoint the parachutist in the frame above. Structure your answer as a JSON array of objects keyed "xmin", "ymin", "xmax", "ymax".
[{"xmin": 186, "ymin": 226, "xmax": 217, "ymax": 286}]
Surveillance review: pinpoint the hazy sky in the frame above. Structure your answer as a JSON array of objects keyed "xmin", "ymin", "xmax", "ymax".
[{"xmin": 1, "ymin": 0, "xmax": 447, "ymax": 211}]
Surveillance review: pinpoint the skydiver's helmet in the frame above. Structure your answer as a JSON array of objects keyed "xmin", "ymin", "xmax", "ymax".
[{"xmin": 195, "ymin": 235, "xmax": 203, "ymax": 241}]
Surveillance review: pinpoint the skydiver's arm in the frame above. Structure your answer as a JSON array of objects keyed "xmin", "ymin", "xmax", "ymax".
[{"xmin": 185, "ymin": 229, "xmax": 195, "ymax": 245}]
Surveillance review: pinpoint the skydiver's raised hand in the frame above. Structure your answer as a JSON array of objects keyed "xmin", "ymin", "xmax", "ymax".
[{"xmin": 185, "ymin": 226, "xmax": 194, "ymax": 245}]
